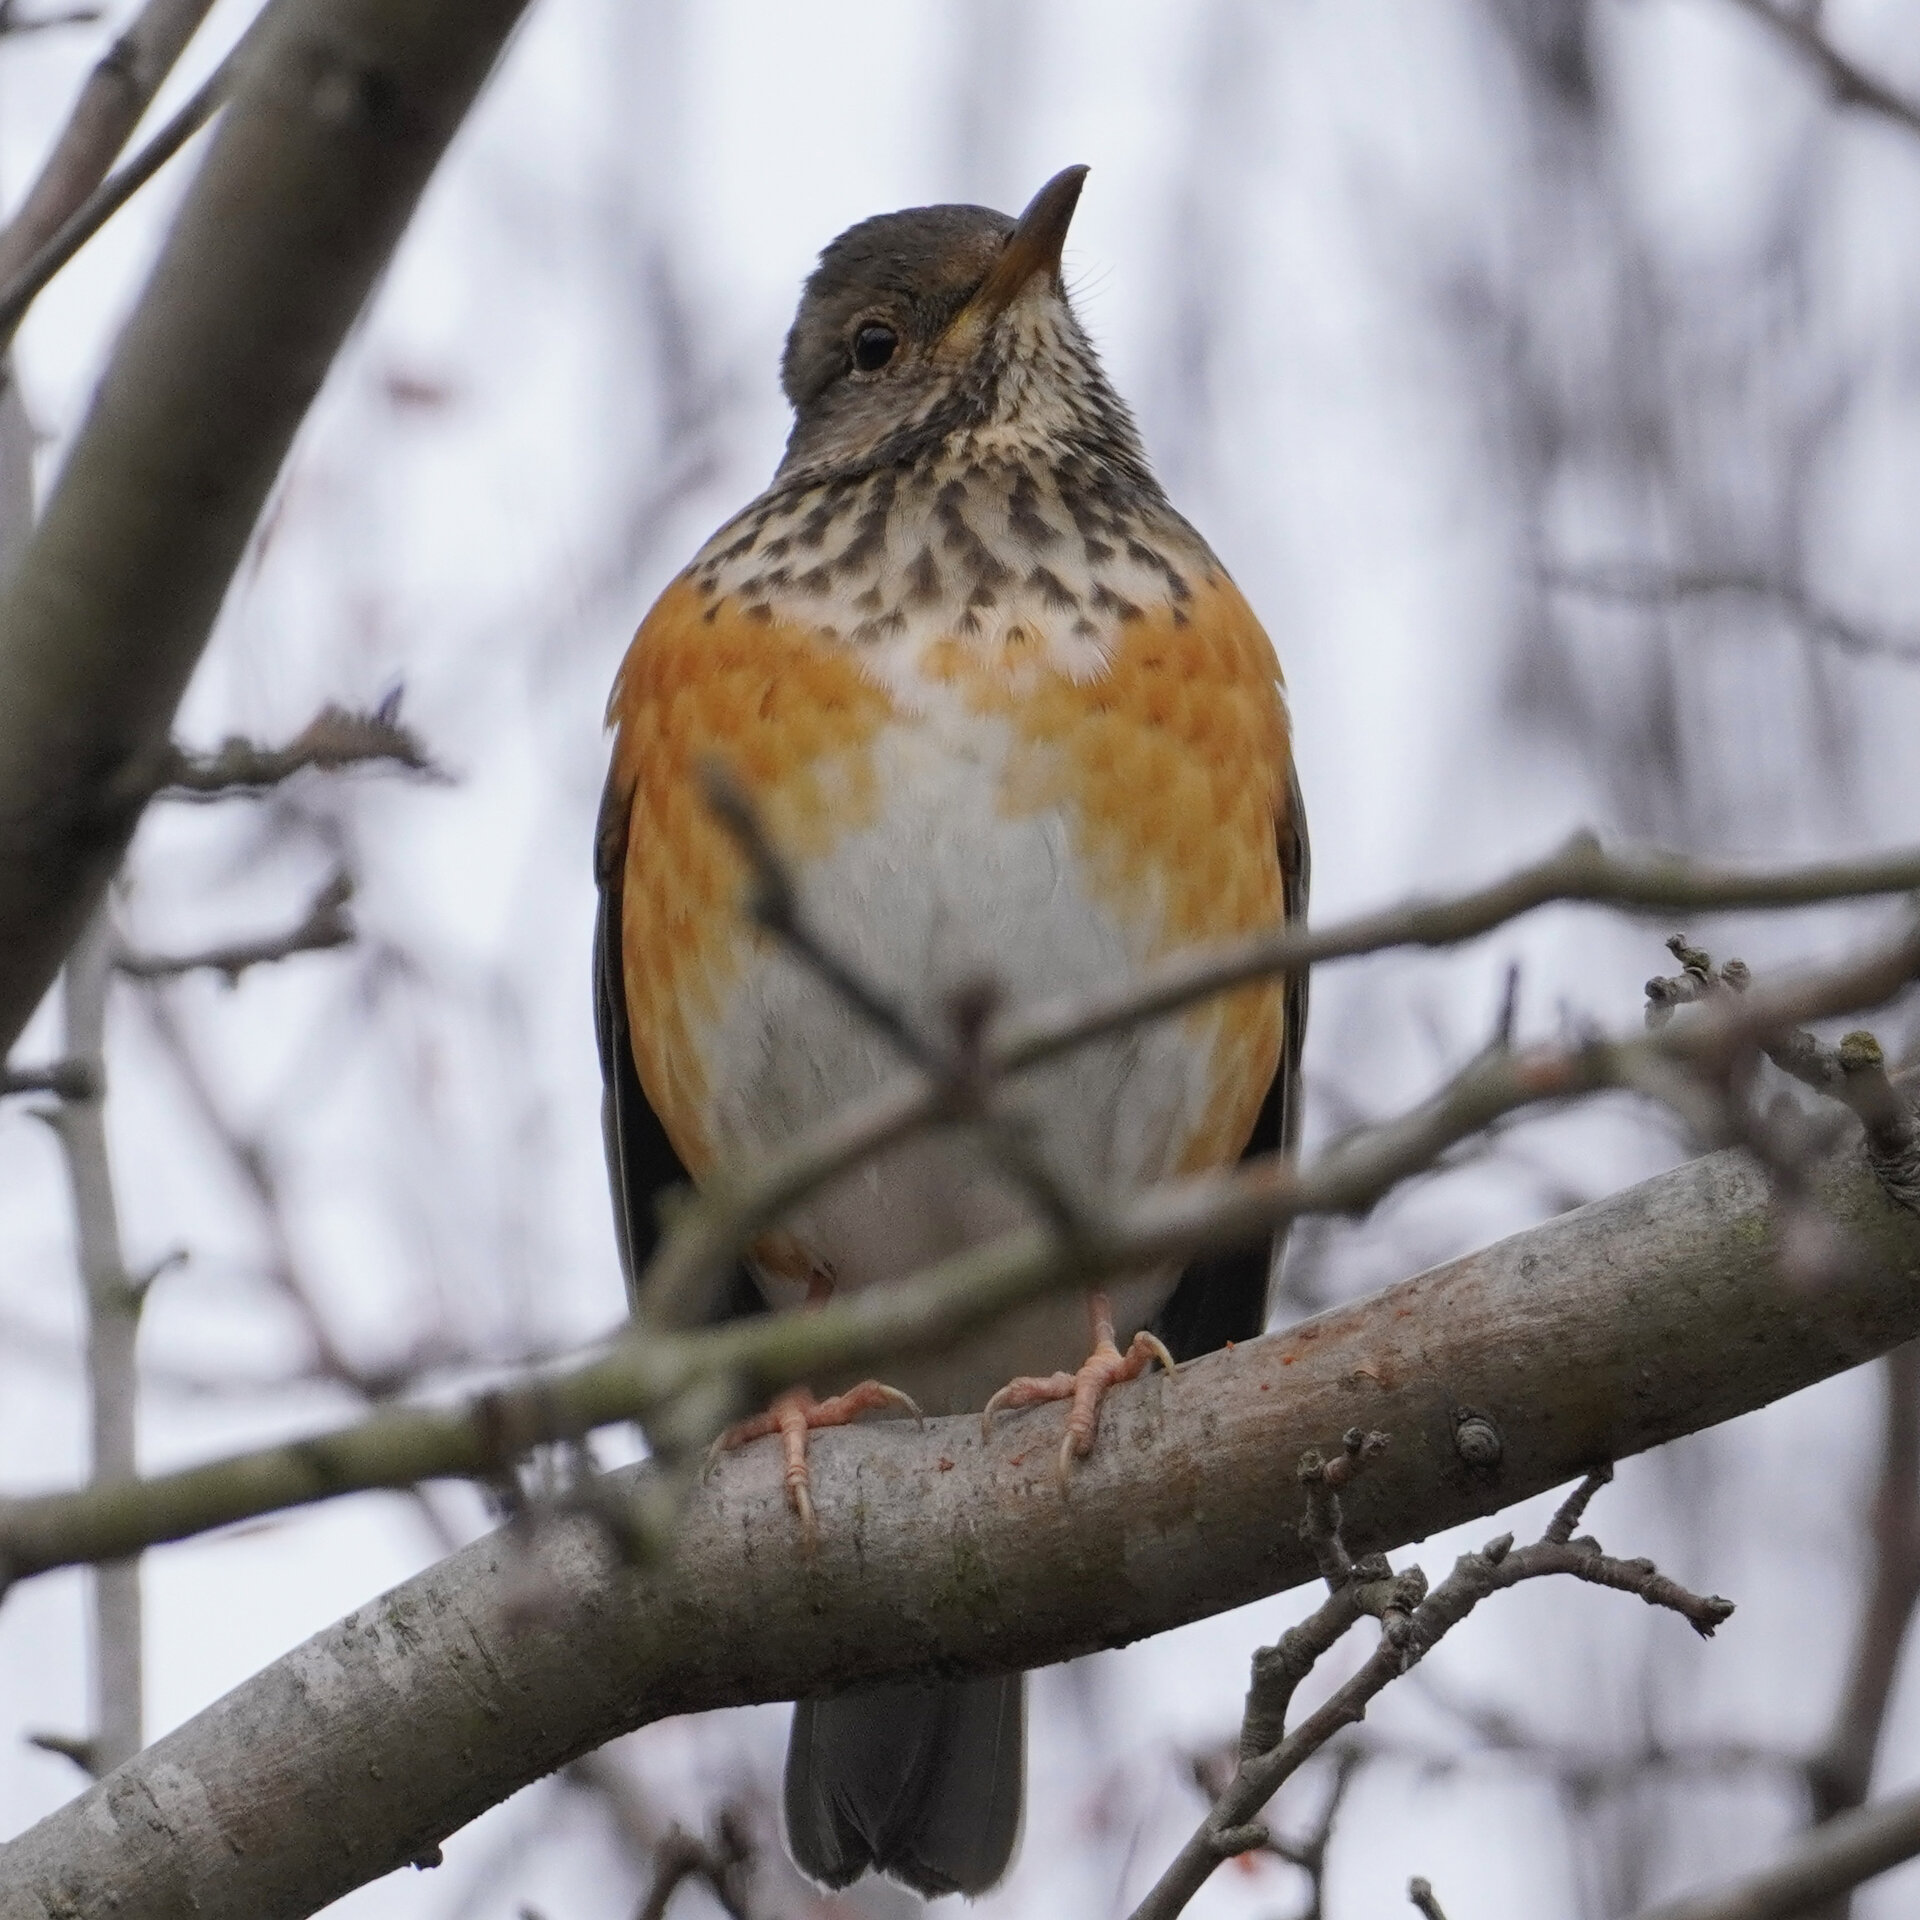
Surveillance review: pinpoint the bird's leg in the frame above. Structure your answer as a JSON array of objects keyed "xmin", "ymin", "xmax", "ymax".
[
  {"xmin": 709, "ymin": 1381, "xmax": 920, "ymax": 1535},
  {"xmin": 981, "ymin": 1292, "xmax": 1176, "ymax": 1481}
]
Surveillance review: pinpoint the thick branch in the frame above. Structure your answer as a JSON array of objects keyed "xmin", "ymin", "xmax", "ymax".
[
  {"xmin": 3, "ymin": 1106, "xmax": 1920, "ymax": 1916},
  {"xmin": 4, "ymin": 924, "xmax": 1916, "ymax": 1578},
  {"xmin": 0, "ymin": 0, "xmax": 530, "ymax": 1056}
]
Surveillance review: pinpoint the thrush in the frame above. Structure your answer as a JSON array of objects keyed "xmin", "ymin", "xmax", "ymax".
[{"xmin": 595, "ymin": 166, "xmax": 1307, "ymax": 1899}]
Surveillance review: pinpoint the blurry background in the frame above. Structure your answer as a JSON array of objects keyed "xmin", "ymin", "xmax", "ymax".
[{"xmin": 4, "ymin": 1, "xmax": 1920, "ymax": 1913}]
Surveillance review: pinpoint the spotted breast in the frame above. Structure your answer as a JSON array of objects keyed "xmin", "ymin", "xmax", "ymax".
[{"xmin": 603, "ymin": 441, "xmax": 1295, "ymax": 1414}]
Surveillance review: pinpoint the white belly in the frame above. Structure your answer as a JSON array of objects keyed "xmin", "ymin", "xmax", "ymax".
[{"xmin": 698, "ymin": 721, "xmax": 1220, "ymax": 1414}]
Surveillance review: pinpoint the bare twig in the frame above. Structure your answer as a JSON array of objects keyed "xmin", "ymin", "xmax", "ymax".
[
  {"xmin": 635, "ymin": 832, "xmax": 1920, "ymax": 1331},
  {"xmin": 114, "ymin": 870, "xmax": 353, "ymax": 983},
  {"xmin": 42, "ymin": 911, "xmax": 145, "ymax": 1774},
  {"xmin": 1188, "ymin": 1742, "xmax": 1361, "ymax": 1919},
  {"xmin": 1801, "ymin": 1343, "xmax": 1920, "ymax": 1920},
  {"xmin": 1543, "ymin": 564, "xmax": 1920, "ymax": 668},
  {"xmin": 4, "ymin": 904, "xmax": 1919, "ymax": 1579},
  {"xmin": 0, "ymin": 1057, "xmax": 93, "ymax": 1099},
  {"xmin": 0, "ymin": 0, "xmax": 534, "ymax": 1059},
  {"xmin": 701, "ymin": 765, "xmax": 1095, "ymax": 1237},
  {"xmin": 0, "ymin": 0, "xmax": 216, "ymax": 296},
  {"xmin": 1635, "ymin": 1781, "xmax": 1920, "ymax": 1920},
  {"xmin": 9, "ymin": 1094, "xmax": 1917, "ymax": 1920},
  {"xmin": 153, "ymin": 697, "xmax": 442, "ymax": 800},
  {"xmin": 0, "ymin": 7, "xmax": 106, "ymax": 35},
  {"xmin": 1644, "ymin": 938, "xmax": 1920, "ymax": 1290},
  {"xmin": 630, "ymin": 1814, "xmax": 752, "ymax": 1920},
  {"xmin": 1409, "ymin": 1880, "xmax": 1451, "ymax": 1920},
  {"xmin": 1722, "ymin": 0, "xmax": 1920, "ymax": 143},
  {"xmin": 1128, "ymin": 1465, "xmax": 1732, "ymax": 1920},
  {"xmin": 0, "ymin": 55, "xmax": 231, "ymax": 350}
]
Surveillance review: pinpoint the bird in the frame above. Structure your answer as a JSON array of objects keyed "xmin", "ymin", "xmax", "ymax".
[{"xmin": 594, "ymin": 165, "xmax": 1307, "ymax": 1900}]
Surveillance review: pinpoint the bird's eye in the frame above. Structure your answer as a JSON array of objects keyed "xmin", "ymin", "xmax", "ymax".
[{"xmin": 851, "ymin": 323, "xmax": 898, "ymax": 372}]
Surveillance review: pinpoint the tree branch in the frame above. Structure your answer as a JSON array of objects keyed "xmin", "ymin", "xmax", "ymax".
[
  {"xmin": 151, "ymin": 697, "xmax": 442, "ymax": 799},
  {"xmin": 1636, "ymin": 1782, "xmax": 1920, "ymax": 1920},
  {"xmin": 113, "ymin": 870, "xmax": 353, "ymax": 982},
  {"xmin": 3, "ymin": 912, "xmax": 1916, "ymax": 1579},
  {"xmin": 41, "ymin": 911, "xmax": 146, "ymax": 1777},
  {"xmin": 634, "ymin": 833, "xmax": 1920, "ymax": 1333},
  {"xmin": 0, "ymin": 0, "xmax": 216, "ymax": 295},
  {"xmin": 1128, "ymin": 1463, "xmax": 1730, "ymax": 1920},
  {"xmin": 0, "ymin": 0, "xmax": 531, "ymax": 1058},
  {"xmin": 1542, "ymin": 562, "xmax": 1920, "ymax": 668},
  {"xmin": 2, "ymin": 1075, "xmax": 1920, "ymax": 1914},
  {"xmin": 1722, "ymin": 1, "xmax": 1920, "ymax": 143}
]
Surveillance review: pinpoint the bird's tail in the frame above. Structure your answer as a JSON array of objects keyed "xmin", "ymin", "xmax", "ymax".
[{"xmin": 784, "ymin": 1673, "xmax": 1025, "ymax": 1898}]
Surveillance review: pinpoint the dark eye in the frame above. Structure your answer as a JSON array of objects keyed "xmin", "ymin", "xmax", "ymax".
[{"xmin": 851, "ymin": 323, "xmax": 898, "ymax": 372}]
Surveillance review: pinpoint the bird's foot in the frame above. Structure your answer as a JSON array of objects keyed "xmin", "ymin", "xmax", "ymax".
[
  {"xmin": 709, "ymin": 1381, "xmax": 922, "ymax": 1534},
  {"xmin": 980, "ymin": 1293, "xmax": 1176, "ymax": 1482}
]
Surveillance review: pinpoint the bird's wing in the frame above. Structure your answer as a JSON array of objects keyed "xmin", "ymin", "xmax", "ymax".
[
  {"xmin": 593, "ymin": 756, "xmax": 761, "ymax": 1323},
  {"xmin": 1150, "ymin": 753, "xmax": 1309, "ymax": 1361}
]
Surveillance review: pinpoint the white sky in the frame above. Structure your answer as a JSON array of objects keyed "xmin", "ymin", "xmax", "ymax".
[{"xmin": 4, "ymin": 1, "xmax": 1920, "ymax": 1915}]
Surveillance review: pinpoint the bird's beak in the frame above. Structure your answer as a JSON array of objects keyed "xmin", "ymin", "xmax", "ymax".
[{"xmin": 940, "ymin": 165, "xmax": 1088, "ymax": 355}]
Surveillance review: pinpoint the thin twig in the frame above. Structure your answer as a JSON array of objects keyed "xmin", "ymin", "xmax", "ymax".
[
  {"xmin": 1128, "ymin": 1466, "xmax": 1732, "ymax": 1919},
  {"xmin": 152, "ymin": 697, "xmax": 442, "ymax": 800},
  {"xmin": 1803, "ymin": 1343, "xmax": 1920, "ymax": 1892},
  {"xmin": 630, "ymin": 1814, "xmax": 753, "ymax": 1920},
  {"xmin": 0, "ymin": 7, "xmax": 236, "ymax": 350},
  {"xmin": 0, "ymin": 0, "xmax": 215, "ymax": 292},
  {"xmin": 0, "ymin": 1057, "xmax": 94, "ymax": 1099},
  {"xmin": 0, "ymin": 7, "xmax": 106, "ymax": 35},
  {"xmin": 1543, "ymin": 563, "xmax": 1920, "ymax": 667},
  {"xmin": 1635, "ymin": 1781, "xmax": 1920, "ymax": 1920},
  {"xmin": 4, "ymin": 902, "xmax": 1918, "ymax": 1580},
  {"xmin": 1722, "ymin": 0, "xmax": 1920, "ymax": 142},
  {"xmin": 1409, "ymin": 1880, "xmax": 1451, "ymax": 1920},
  {"xmin": 114, "ymin": 870, "xmax": 354, "ymax": 983},
  {"xmin": 42, "ymin": 911, "xmax": 144, "ymax": 1774},
  {"xmin": 634, "ymin": 831, "xmax": 1920, "ymax": 1330}
]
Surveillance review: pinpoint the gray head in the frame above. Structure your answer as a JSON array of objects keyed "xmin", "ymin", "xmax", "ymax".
[{"xmin": 773, "ymin": 168, "xmax": 1155, "ymax": 491}]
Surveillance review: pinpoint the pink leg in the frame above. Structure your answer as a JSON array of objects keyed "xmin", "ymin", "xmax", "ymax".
[
  {"xmin": 981, "ymin": 1293, "xmax": 1177, "ymax": 1480},
  {"xmin": 710, "ymin": 1380, "xmax": 921, "ymax": 1532}
]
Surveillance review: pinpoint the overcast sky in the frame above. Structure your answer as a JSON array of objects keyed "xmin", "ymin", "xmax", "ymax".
[{"xmin": 5, "ymin": 2, "xmax": 1920, "ymax": 1915}]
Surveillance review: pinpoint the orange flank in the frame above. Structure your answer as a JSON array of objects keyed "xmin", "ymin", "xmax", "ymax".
[
  {"xmin": 604, "ymin": 577, "xmax": 894, "ymax": 1172},
  {"xmin": 605, "ymin": 568, "xmax": 1294, "ymax": 1186},
  {"xmin": 992, "ymin": 577, "xmax": 1291, "ymax": 1172}
]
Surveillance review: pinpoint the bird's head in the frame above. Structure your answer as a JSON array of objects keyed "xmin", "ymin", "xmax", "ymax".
[{"xmin": 774, "ymin": 166, "xmax": 1151, "ymax": 489}]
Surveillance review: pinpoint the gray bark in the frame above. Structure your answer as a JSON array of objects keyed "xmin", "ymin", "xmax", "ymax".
[
  {"xmin": 3, "ymin": 1120, "xmax": 1919, "ymax": 1919},
  {"xmin": 0, "ymin": 0, "xmax": 529, "ymax": 1055}
]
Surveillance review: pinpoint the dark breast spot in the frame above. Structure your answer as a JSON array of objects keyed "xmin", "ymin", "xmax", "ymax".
[
  {"xmin": 906, "ymin": 549, "xmax": 942, "ymax": 604},
  {"xmin": 1008, "ymin": 469, "xmax": 1056, "ymax": 548},
  {"xmin": 1027, "ymin": 566, "xmax": 1079, "ymax": 612},
  {"xmin": 796, "ymin": 500, "xmax": 841, "ymax": 550},
  {"xmin": 851, "ymin": 609, "xmax": 907, "ymax": 645}
]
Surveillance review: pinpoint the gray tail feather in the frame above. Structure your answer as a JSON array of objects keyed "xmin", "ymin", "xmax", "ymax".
[{"xmin": 784, "ymin": 1674, "xmax": 1025, "ymax": 1898}]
